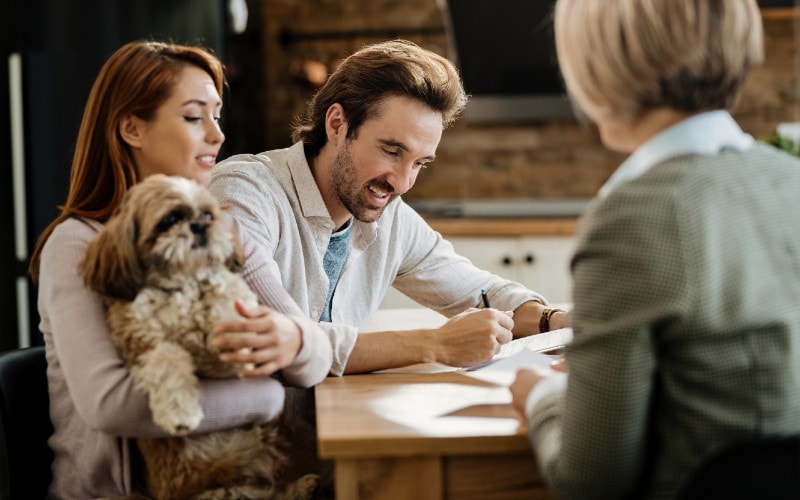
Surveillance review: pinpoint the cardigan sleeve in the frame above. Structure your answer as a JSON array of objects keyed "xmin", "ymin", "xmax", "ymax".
[{"xmin": 232, "ymin": 213, "xmax": 333, "ymax": 386}]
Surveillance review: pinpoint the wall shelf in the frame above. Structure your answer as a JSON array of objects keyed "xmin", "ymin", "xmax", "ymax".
[{"xmin": 761, "ymin": 7, "xmax": 799, "ymax": 21}]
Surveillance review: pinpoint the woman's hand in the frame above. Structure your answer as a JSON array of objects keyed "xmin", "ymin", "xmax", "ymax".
[
  {"xmin": 509, "ymin": 355, "xmax": 567, "ymax": 415},
  {"xmin": 551, "ymin": 354, "xmax": 569, "ymax": 372},
  {"xmin": 212, "ymin": 299, "xmax": 303, "ymax": 377}
]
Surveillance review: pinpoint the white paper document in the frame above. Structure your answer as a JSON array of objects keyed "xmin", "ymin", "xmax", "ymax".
[
  {"xmin": 374, "ymin": 327, "xmax": 573, "ymax": 378},
  {"xmin": 496, "ymin": 327, "xmax": 573, "ymax": 358},
  {"xmin": 461, "ymin": 348, "xmax": 556, "ymax": 386},
  {"xmin": 461, "ymin": 328, "xmax": 573, "ymax": 386}
]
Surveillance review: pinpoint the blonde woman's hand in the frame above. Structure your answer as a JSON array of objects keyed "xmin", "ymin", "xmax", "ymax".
[
  {"xmin": 509, "ymin": 355, "xmax": 566, "ymax": 415},
  {"xmin": 551, "ymin": 354, "xmax": 569, "ymax": 372}
]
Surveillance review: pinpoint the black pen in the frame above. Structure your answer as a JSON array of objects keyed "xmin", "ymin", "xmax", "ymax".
[{"xmin": 480, "ymin": 288, "xmax": 491, "ymax": 308}]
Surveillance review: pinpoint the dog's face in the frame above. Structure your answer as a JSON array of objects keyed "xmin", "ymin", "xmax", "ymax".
[{"xmin": 82, "ymin": 174, "xmax": 244, "ymax": 301}]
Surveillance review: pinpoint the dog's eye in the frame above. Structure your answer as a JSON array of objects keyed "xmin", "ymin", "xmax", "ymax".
[
  {"xmin": 157, "ymin": 213, "xmax": 181, "ymax": 232},
  {"xmin": 202, "ymin": 210, "xmax": 213, "ymax": 221}
]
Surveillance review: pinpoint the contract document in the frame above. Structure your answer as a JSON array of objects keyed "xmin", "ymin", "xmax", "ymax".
[{"xmin": 462, "ymin": 328, "xmax": 573, "ymax": 386}]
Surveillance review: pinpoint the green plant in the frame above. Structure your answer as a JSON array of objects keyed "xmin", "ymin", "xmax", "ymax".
[{"xmin": 762, "ymin": 131, "xmax": 800, "ymax": 156}]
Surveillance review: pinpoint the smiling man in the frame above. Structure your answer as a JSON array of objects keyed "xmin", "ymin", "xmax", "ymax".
[{"xmin": 208, "ymin": 40, "xmax": 569, "ymax": 379}]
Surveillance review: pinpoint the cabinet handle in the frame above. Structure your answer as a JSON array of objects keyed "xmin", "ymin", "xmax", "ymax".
[
  {"xmin": 524, "ymin": 253, "xmax": 535, "ymax": 264},
  {"xmin": 501, "ymin": 256, "xmax": 513, "ymax": 266}
]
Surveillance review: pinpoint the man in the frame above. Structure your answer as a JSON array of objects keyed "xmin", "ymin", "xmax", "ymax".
[{"xmin": 209, "ymin": 39, "xmax": 569, "ymax": 377}]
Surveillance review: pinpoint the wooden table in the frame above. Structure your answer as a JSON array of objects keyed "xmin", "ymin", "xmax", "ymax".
[{"xmin": 315, "ymin": 369, "xmax": 554, "ymax": 499}]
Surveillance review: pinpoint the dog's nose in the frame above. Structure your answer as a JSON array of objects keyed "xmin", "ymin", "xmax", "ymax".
[
  {"xmin": 190, "ymin": 222, "xmax": 208, "ymax": 246},
  {"xmin": 190, "ymin": 222, "xmax": 207, "ymax": 236}
]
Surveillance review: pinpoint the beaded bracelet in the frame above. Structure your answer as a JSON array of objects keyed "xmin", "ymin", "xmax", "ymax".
[{"xmin": 539, "ymin": 307, "xmax": 565, "ymax": 332}]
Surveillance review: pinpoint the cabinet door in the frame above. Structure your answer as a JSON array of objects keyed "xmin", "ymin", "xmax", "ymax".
[
  {"xmin": 450, "ymin": 236, "xmax": 575, "ymax": 305},
  {"xmin": 378, "ymin": 237, "xmax": 520, "ymax": 309},
  {"xmin": 378, "ymin": 235, "xmax": 575, "ymax": 308},
  {"xmin": 445, "ymin": 237, "xmax": 523, "ymax": 280},
  {"xmin": 518, "ymin": 236, "xmax": 575, "ymax": 306}
]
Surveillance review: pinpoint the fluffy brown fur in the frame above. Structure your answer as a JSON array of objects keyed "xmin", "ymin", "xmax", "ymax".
[{"xmin": 81, "ymin": 174, "xmax": 319, "ymax": 499}]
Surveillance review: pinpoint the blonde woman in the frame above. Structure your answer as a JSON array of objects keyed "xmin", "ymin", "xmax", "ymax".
[{"xmin": 510, "ymin": 1, "xmax": 800, "ymax": 498}]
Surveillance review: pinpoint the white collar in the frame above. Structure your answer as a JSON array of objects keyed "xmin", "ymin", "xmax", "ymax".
[{"xmin": 598, "ymin": 110, "xmax": 755, "ymax": 198}]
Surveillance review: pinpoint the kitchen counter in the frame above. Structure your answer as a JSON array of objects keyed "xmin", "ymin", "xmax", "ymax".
[
  {"xmin": 426, "ymin": 217, "xmax": 579, "ymax": 237},
  {"xmin": 409, "ymin": 198, "xmax": 588, "ymax": 236}
]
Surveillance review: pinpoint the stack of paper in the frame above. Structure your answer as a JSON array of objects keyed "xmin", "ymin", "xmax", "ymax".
[{"xmin": 496, "ymin": 327, "xmax": 573, "ymax": 358}]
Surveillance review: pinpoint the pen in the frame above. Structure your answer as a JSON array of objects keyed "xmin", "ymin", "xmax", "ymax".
[{"xmin": 480, "ymin": 288, "xmax": 491, "ymax": 308}]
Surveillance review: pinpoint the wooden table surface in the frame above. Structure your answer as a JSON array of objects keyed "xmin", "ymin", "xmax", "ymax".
[
  {"xmin": 315, "ymin": 367, "xmax": 553, "ymax": 499},
  {"xmin": 316, "ymin": 371, "xmax": 530, "ymax": 458}
]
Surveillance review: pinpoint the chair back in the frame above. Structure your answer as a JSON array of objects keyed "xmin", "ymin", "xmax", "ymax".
[
  {"xmin": 0, "ymin": 346, "xmax": 54, "ymax": 500},
  {"xmin": 678, "ymin": 434, "xmax": 800, "ymax": 499}
]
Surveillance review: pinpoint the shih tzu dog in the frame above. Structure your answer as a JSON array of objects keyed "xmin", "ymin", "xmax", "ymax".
[{"xmin": 81, "ymin": 174, "xmax": 319, "ymax": 500}]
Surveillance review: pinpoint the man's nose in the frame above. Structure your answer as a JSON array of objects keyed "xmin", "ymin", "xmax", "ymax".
[{"xmin": 388, "ymin": 163, "xmax": 418, "ymax": 195}]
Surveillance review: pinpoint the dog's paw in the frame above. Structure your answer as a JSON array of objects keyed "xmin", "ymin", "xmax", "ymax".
[
  {"xmin": 133, "ymin": 346, "xmax": 205, "ymax": 435},
  {"xmin": 152, "ymin": 405, "xmax": 203, "ymax": 435},
  {"xmin": 292, "ymin": 473, "xmax": 320, "ymax": 499}
]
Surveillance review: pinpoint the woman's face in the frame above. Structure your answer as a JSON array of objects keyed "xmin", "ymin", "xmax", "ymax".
[{"xmin": 126, "ymin": 65, "xmax": 224, "ymax": 187}]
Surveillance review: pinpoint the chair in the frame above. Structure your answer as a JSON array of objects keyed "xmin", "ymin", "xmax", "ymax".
[
  {"xmin": 677, "ymin": 434, "xmax": 800, "ymax": 499},
  {"xmin": 0, "ymin": 346, "xmax": 54, "ymax": 500}
]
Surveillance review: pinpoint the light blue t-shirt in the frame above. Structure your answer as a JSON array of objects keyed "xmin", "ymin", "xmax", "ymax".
[{"xmin": 320, "ymin": 221, "xmax": 352, "ymax": 322}]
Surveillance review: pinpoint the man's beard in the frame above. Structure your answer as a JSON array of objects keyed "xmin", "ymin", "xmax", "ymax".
[{"xmin": 330, "ymin": 143, "xmax": 396, "ymax": 223}]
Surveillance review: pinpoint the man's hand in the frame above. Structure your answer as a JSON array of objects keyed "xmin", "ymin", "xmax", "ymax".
[
  {"xmin": 429, "ymin": 308, "xmax": 514, "ymax": 367},
  {"xmin": 548, "ymin": 309, "xmax": 571, "ymax": 331},
  {"xmin": 511, "ymin": 301, "xmax": 573, "ymax": 336}
]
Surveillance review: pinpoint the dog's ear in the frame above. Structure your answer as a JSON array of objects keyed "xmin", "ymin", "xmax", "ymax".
[
  {"xmin": 81, "ymin": 201, "xmax": 145, "ymax": 301},
  {"xmin": 226, "ymin": 233, "xmax": 246, "ymax": 273},
  {"xmin": 219, "ymin": 206, "xmax": 246, "ymax": 273}
]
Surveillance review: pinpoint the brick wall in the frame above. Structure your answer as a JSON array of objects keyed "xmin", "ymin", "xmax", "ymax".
[{"xmin": 251, "ymin": 1, "xmax": 799, "ymax": 201}]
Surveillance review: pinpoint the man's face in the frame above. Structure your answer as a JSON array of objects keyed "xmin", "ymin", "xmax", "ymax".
[{"xmin": 329, "ymin": 95, "xmax": 443, "ymax": 223}]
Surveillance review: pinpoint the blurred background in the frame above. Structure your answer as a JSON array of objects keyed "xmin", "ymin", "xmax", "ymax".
[{"xmin": 1, "ymin": 0, "xmax": 798, "ymax": 350}]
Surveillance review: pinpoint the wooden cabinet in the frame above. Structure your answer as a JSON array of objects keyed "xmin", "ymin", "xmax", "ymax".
[{"xmin": 380, "ymin": 234, "xmax": 576, "ymax": 308}]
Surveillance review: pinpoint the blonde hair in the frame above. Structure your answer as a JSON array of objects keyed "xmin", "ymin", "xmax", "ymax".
[{"xmin": 554, "ymin": 0, "xmax": 764, "ymax": 123}]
